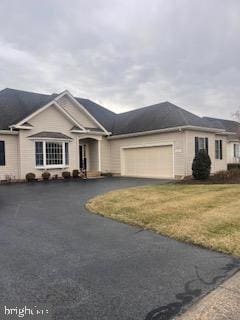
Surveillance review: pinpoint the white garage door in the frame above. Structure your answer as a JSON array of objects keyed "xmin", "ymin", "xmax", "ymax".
[{"xmin": 121, "ymin": 145, "xmax": 173, "ymax": 178}]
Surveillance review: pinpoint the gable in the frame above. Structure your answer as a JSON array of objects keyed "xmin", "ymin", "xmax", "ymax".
[
  {"xmin": 29, "ymin": 103, "xmax": 77, "ymax": 132},
  {"xmin": 57, "ymin": 95, "xmax": 99, "ymax": 129}
]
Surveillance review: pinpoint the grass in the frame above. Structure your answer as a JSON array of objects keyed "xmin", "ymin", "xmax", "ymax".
[{"xmin": 86, "ymin": 184, "xmax": 240, "ymax": 257}]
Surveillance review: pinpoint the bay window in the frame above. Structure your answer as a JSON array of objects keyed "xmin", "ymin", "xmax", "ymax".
[{"xmin": 35, "ymin": 141, "xmax": 69, "ymax": 168}]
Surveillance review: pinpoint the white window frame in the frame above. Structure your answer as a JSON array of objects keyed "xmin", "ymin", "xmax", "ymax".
[
  {"xmin": 234, "ymin": 143, "xmax": 240, "ymax": 158},
  {"xmin": 35, "ymin": 140, "xmax": 69, "ymax": 169},
  {"xmin": 215, "ymin": 140, "xmax": 223, "ymax": 160},
  {"xmin": 198, "ymin": 137, "xmax": 206, "ymax": 151}
]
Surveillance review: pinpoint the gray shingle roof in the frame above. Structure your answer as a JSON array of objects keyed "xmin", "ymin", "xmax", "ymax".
[
  {"xmin": 203, "ymin": 117, "xmax": 240, "ymax": 132},
  {"xmin": 0, "ymin": 88, "xmax": 236, "ymax": 136},
  {"xmin": 28, "ymin": 131, "xmax": 72, "ymax": 140},
  {"xmin": 203, "ymin": 117, "xmax": 240, "ymax": 141},
  {"xmin": 111, "ymin": 102, "xmax": 210, "ymax": 135},
  {"xmin": 0, "ymin": 88, "xmax": 56, "ymax": 129}
]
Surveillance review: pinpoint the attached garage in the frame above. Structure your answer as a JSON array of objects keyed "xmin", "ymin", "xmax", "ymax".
[{"xmin": 121, "ymin": 144, "xmax": 174, "ymax": 178}]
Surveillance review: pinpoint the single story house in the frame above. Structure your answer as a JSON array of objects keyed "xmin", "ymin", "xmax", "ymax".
[{"xmin": 0, "ymin": 88, "xmax": 239, "ymax": 181}]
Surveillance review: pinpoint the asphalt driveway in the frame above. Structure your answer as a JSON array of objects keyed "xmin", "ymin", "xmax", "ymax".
[{"xmin": 0, "ymin": 177, "xmax": 239, "ymax": 320}]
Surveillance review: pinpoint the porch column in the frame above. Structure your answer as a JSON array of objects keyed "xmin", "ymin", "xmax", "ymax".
[{"xmin": 98, "ymin": 139, "xmax": 101, "ymax": 172}]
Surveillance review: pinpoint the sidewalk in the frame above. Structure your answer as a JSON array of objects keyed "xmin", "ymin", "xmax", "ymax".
[{"xmin": 176, "ymin": 271, "xmax": 240, "ymax": 320}]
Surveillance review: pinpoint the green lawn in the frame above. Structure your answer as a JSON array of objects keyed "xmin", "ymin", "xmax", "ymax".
[{"xmin": 86, "ymin": 184, "xmax": 240, "ymax": 256}]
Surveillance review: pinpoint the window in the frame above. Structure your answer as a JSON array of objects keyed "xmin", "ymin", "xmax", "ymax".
[
  {"xmin": 215, "ymin": 140, "xmax": 223, "ymax": 160},
  {"xmin": 234, "ymin": 144, "xmax": 240, "ymax": 158},
  {"xmin": 65, "ymin": 142, "xmax": 69, "ymax": 165},
  {"xmin": 35, "ymin": 141, "xmax": 69, "ymax": 168},
  {"xmin": 0, "ymin": 141, "xmax": 5, "ymax": 166},
  {"xmin": 35, "ymin": 142, "xmax": 43, "ymax": 166},
  {"xmin": 195, "ymin": 137, "xmax": 208, "ymax": 155},
  {"xmin": 46, "ymin": 142, "xmax": 63, "ymax": 165}
]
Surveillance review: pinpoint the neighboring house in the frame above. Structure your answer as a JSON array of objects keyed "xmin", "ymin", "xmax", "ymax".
[
  {"xmin": 0, "ymin": 88, "xmax": 239, "ymax": 181},
  {"xmin": 203, "ymin": 117, "xmax": 240, "ymax": 164}
]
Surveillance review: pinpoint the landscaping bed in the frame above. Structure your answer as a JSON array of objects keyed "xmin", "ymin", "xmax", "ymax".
[{"xmin": 87, "ymin": 184, "xmax": 240, "ymax": 257}]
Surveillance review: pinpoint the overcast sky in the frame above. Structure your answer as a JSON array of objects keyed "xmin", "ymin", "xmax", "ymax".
[{"xmin": 0, "ymin": 0, "xmax": 240, "ymax": 119}]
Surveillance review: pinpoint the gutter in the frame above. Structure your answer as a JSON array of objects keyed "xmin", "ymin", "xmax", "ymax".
[{"xmin": 107, "ymin": 125, "xmax": 227, "ymax": 140}]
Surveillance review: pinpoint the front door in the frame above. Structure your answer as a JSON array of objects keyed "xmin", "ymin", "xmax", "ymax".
[{"xmin": 79, "ymin": 144, "xmax": 87, "ymax": 171}]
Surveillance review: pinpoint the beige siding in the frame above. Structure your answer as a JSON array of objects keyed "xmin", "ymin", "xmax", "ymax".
[
  {"xmin": 19, "ymin": 104, "xmax": 79, "ymax": 179},
  {"xmin": 0, "ymin": 134, "xmax": 19, "ymax": 180},
  {"xmin": 57, "ymin": 96, "xmax": 98, "ymax": 129},
  {"xmin": 185, "ymin": 131, "xmax": 227, "ymax": 175},
  {"xmin": 100, "ymin": 137, "xmax": 111, "ymax": 172},
  {"xmin": 109, "ymin": 131, "xmax": 185, "ymax": 177}
]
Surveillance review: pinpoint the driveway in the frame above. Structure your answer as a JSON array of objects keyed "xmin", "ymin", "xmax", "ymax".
[{"xmin": 0, "ymin": 177, "xmax": 239, "ymax": 320}]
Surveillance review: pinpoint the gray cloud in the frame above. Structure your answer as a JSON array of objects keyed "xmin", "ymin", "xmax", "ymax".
[{"xmin": 0, "ymin": 0, "xmax": 240, "ymax": 118}]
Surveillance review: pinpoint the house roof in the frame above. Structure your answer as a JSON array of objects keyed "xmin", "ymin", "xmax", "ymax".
[
  {"xmin": 111, "ymin": 102, "xmax": 211, "ymax": 135},
  {"xmin": 203, "ymin": 117, "xmax": 240, "ymax": 140},
  {"xmin": 0, "ymin": 88, "xmax": 237, "ymax": 136},
  {"xmin": 28, "ymin": 131, "xmax": 72, "ymax": 140}
]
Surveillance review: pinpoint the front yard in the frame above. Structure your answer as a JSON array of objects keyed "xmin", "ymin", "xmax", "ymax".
[{"xmin": 87, "ymin": 184, "xmax": 240, "ymax": 257}]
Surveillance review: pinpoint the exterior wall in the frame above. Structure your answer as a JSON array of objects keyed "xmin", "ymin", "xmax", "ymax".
[
  {"xmin": 0, "ymin": 134, "xmax": 19, "ymax": 180},
  {"xmin": 57, "ymin": 96, "xmax": 98, "ymax": 128},
  {"xmin": 108, "ymin": 131, "xmax": 186, "ymax": 177},
  {"xmin": 17, "ymin": 104, "xmax": 102, "ymax": 179},
  {"xmin": 227, "ymin": 141, "xmax": 240, "ymax": 163},
  {"xmin": 100, "ymin": 137, "xmax": 111, "ymax": 173},
  {"xmin": 185, "ymin": 131, "xmax": 227, "ymax": 175}
]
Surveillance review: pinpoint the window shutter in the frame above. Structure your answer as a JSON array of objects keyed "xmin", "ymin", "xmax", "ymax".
[
  {"xmin": 234, "ymin": 144, "xmax": 237, "ymax": 158},
  {"xmin": 220, "ymin": 140, "xmax": 223, "ymax": 160},
  {"xmin": 195, "ymin": 137, "xmax": 199, "ymax": 155},
  {"xmin": 215, "ymin": 140, "xmax": 218, "ymax": 159},
  {"xmin": 0, "ymin": 141, "xmax": 5, "ymax": 166},
  {"xmin": 205, "ymin": 138, "xmax": 209, "ymax": 154}
]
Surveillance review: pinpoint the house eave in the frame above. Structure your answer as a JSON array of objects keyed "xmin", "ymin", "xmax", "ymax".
[
  {"xmin": 0, "ymin": 129, "xmax": 19, "ymax": 135},
  {"xmin": 107, "ymin": 125, "xmax": 227, "ymax": 140}
]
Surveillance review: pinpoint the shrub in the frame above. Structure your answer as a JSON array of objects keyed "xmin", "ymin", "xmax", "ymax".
[
  {"xmin": 26, "ymin": 172, "xmax": 36, "ymax": 182},
  {"xmin": 228, "ymin": 163, "xmax": 240, "ymax": 170},
  {"xmin": 214, "ymin": 169, "xmax": 240, "ymax": 181},
  {"xmin": 214, "ymin": 170, "xmax": 231, "ymax": 180},
  {"xmin": 72, "ymin": 169, "xmax": 80, "ymax": 178},
  {"xmin": 101, "ymin": 172, "xmax": 113, "ymax": 177},
  {"xmin": 62, "ymin": 171, "xmax": 71, "ymax": 179},
  {"xmin": 42, "ymin": 171, "xmax": 51, "ymax": 181},
  {"xmin": 192, "ymin": 150, "xmax": 211, "ymax": 180}
]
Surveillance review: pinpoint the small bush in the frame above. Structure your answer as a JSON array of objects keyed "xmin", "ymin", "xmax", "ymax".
[
  {"xmin": 214, "ymin": 170, "xmax": 231, "ymax": 180},
  {"xmin": 26, "ymin": 172, "xmax": 36, "ymax": 182},
  {"xmin": 62, "ymin": 171, "xmax": 71, "ymax": 179},
  {"xmin": 214, "ymin": 169, "xmax": 240, "ymax": 181},
  {"xmin": 101, "ymin": 172, "xmax": 113, "ymax": 177},
  {"xmin": 42, "ymin": 171, "xmax": 51, "ymax": 181},
  {"xmin": 228, "ymin": 163, "xmax": 240, "ymax": 170},
  {"xmin": 72, "ymin": 169, "xmax": 80, "ymax": 178},
  {"xmin": 192, "ymin": 150, "xmax": 211, "ymax": 180}
]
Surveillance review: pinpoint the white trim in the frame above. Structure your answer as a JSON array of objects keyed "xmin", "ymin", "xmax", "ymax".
[
  {"xmin": 0, "ymin": 130, "xmax": 19, "ymax": 135},
  {"xmin": 71, "ymin": 129, "xmax": 105, "ymax": 136},
  {"xmin": 13, "ymin": 125, "xmax": 33, "ymax": 130},
  {"xmin": 78, "ymin": 135, "xmax": 102, "ymax": 141},
  {"xmin": 55, "ymin": 91, "xmax": 110, "ymax": 135},
  {"xmin": 108, "ymin": 125, "xmax": 227, "ymax": 140},
  {"xmin": 29, "ymin": 137, "xmax": 72, "ymax": 142},
  {"xmin": 120, "ymin": 142, "xmax": 175, "ymax": 179}
]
